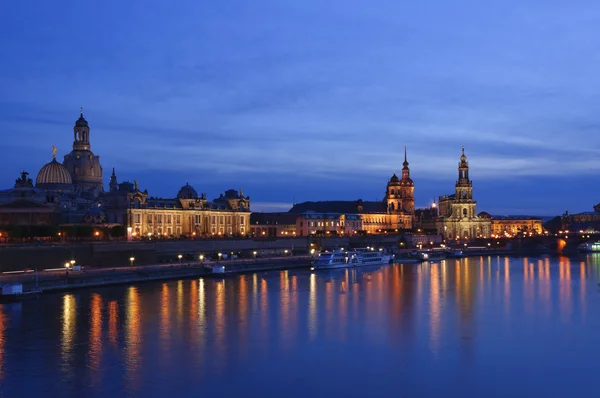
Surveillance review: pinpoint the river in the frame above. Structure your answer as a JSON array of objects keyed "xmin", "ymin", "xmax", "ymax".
[{"xmin": 1, "ymin": 254, "xmax": 600, "ymax": 397}]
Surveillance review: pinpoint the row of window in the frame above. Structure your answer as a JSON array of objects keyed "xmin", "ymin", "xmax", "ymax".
[{"xmin": 134, "ymin": 213, "xmax": 246, "ymax": 225}]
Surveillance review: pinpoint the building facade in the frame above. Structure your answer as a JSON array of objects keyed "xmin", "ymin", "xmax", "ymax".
[
  {"xmin": 250, "ymin": 212, "xmax": 298, "ymax": 237},
  {"xmin": 436, "ymin": 147, "xmax": 491, "ymax": 240},
  {"xmin": 288, "ymin": 145, "xmax": 415, "ymax": 233},
  {"xmin": 488, "ymin": 215, "xmax": 543, "ymax": 237},
  {"xmin": 295, "ymin": 212, "xmax": 362, "ymax": 236},
  {"xmin": 102, "ymin": 177, "xmax": 251, "ymax": 238},
  {"xmin": 0, "ymin": 111, "xmax": 250, "ymax": 238}
]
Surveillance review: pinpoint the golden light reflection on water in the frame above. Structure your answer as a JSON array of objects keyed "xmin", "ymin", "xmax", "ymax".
[
  {"xmin": 61, "ymin": 294, "xmax": 76, "ymax": 377},
  {"xmin": 17, "ymin": 255, "xmax": 599, "ymax": 389},
  {"xmin": 108, "ymin": 300, "xmax": 118, "ymax": 348},
  {"xmin": 160, "ymin": 283, "xmax": 171, "ymax": 357},
  {"xmin": 559, "ymin": 257, "xmax": 572, "ymax": 322},
  {"xmin": 197, "ymin": 278, "xmax": 206, "ymax": 354},
  {"xmin": 88, "ymin": 294, "xmax": 103, "ymax": 382},
  {"xmin": 280, "ymin": 271, "xmax": 290, "ymax": 349},
  {"xmin": 125, "ymin": 286, "xmax": 141, "ymax": 389},
  {"xmin": 430, "ymin": 263, "xmax": 441, "ymax": 354},
  {"xmin": 504, "ymin": 258, "xmax": 510, "ymax": 312},
  {"xmin": 580, "ymin": 262, "xmax": 586, "ymax": 316},
  {"xmin": 309, "ymin": 273, "xmax": 317, "ymax": 339},
  {"xmin": 177, "ymin": 280, "xmax": 184, "ymax": 327}
]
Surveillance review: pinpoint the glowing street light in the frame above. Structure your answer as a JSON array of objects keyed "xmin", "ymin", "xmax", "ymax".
[
  {"xmin": 70, "ymin": 260, "xmax": 75, "ymax": 267},
  {"xmin": 129, "ymin": 257, "xmax": 135, "ymax": 266},
  {"xmin": 218, "ymin": 252, "xmax": 222, "ymax": 261},
  {"xmin": 253, "ymin": 251, "xmax": 257, "ymax": 259},
  {"xmin": 64, "ymin": 262, "xmax": 70, "ymax": 268},
  {"xmin": 199, "ymin": 254, "xmax": 204, "ymax": 261}
]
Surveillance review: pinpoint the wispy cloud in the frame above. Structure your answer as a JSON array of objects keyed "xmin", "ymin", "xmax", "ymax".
[{"xmin": 1, "ymin": 0, "xmax": 600, "ymax": 215}]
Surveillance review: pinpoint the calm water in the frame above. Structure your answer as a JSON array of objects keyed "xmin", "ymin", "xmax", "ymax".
[{"xmin": 1, "ymin": 255, "xmax": 600, "ymax": 397}]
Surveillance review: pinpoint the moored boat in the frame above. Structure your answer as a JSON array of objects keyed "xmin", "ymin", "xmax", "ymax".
[
  {"xmin": 417, "ymin": 249, "xmax": 447, "ymax": 261},
  {"xmin": 312, "ymin": 249, "xmax": 393, "ymax": 270},
  {"xmin": 578, "ymin": 242, "xmax": 600, "ymax": 253}
]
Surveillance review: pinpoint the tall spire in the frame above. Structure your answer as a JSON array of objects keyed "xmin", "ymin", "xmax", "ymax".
[{"xmin": 402, "ymin": 142, "xmax": 409, "ymax": 168}]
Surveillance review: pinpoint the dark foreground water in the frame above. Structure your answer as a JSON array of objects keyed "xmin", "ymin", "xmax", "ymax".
[{"xmin": 2, "ymin": 255, "xmax": 600, "ymax": 397}]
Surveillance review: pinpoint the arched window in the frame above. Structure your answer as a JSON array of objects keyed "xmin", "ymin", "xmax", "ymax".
[{"xmin": 463, "ymin": 208, "xmax": 467, "ymax": 217}]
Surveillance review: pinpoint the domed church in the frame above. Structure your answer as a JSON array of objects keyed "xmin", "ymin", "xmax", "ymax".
[
  {"xmin": 0, "ymin": 110, "xmax": 251, "ymax": 237},
  {"xmin": 62, "ymin": 109, "xmax": 104, "ymax": 198}
]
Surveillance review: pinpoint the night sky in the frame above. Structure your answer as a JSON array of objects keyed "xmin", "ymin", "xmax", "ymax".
[{"xmin": 1, "ymin": 0, "xmax": 599, "ymax": 216}]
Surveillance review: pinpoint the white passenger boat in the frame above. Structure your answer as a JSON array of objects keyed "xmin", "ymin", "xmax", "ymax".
[
  {"xmin": 578, "ymin": 242, "xmax": 600, "ymax": 253},
  {"xmin": 312, "ymin": 249, "xmax": 393, "ymax": 270}
]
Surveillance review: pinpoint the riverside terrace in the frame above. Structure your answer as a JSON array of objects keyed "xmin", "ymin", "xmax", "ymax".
[{"xmin": 0, "ymin": 231, "xmax": 592, "ymax": 273}]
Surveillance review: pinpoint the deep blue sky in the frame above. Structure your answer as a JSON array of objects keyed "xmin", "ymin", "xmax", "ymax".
[{"xmin": 1, "ymin": 0, "xmax": 599, "ymax": 215}]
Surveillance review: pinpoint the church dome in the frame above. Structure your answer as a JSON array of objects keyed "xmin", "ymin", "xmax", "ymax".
[
  {"xmin": 177, "ymin": 183, "xmax": 198, "ymax": 199},
  {"xmin": 36, "ymin": 158, "xmax": 72, "ymax": 188},
  {"xmin": 389, "ymin": 173, "xmax": 400, "ymax": 183},
  {"xmin": 75, "ymin": 113, "xmax": 89, "ymax": 127}
]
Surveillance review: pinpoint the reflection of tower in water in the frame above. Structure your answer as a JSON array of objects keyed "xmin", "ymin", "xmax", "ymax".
[
  {"xmin": 61, "ymin": 294, "xmax": 76, "ymax": 378},
  {"xmin": 558, "ymin": 257, "xmax": 572, "ymax": 322},
  {"xmin": 88, "ymin": 293, "xmax": 103, "ymax": 384},
  {"xmin": 125, "ymin": 287, "xmax": 141, "ymax": 390}
]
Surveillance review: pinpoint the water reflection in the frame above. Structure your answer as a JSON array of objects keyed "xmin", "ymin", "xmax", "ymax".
[
  {"xmin": 88, "ymin": 293, "xmax": 103, "ymax": 384},
  {"xmin": 61, "ymin": 294, "xmax": 76, "ymax": 378},
  {"xmin": 125, "ymin": 286, "xmax": 141, "ymax": 390},
  {"xmin": 1, "ymin": 255, "xmax": 600, "ymax": 397}
]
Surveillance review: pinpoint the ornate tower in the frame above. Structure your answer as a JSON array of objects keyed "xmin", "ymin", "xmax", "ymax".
[
  {"xmin": 455, "ymin": 146, "xmax": 473, "ymax": 200},
  {"xmin": 399, "ymin": 144, "xmax": 415, "ymax": 214},
  {"xmin": 384, "ymin": 144, "xmax": 415, "ymax": 230},
  {"xmin": 109, "ymin": 168, "xmax": 118, "ymax": 192},
  {"xmin": 62, "ymin": 109, "xmax": 104, "ymax": 198}
]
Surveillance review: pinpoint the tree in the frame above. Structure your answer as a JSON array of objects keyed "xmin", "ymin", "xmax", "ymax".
[{"xmin": 110, "ymin": 225, "xmax": 126, "ymax": 238}]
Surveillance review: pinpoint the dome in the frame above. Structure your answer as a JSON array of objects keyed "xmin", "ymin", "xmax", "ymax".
[
  {"xmin": 177, "ymin": 183, "xmax": 198, "ymax": 199},
  {"xmin": 400, "ymin": 178, "xmax": 414, "ymax": 186},
  {"xmin": 478, "ymin": 211, "xmax": 491, "ymax": 219},
  {"xmin": 36, "ymin": 158, "xmax": 72, "ymax": 188},
  {"xmin": 389, "ymin": 173, "xmax": 400, "ymax": 183},
  {"xmin": 75, "ymin": 113, "xmax": 89, "ymax": 127}
]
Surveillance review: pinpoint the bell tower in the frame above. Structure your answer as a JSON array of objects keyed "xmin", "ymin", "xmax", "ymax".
[
  {"xmin": 399, "ymin": 144, "xmax": 415, "ymax": 214},
  {"xmin": 73, "ymin": 107, "xmax": 91, "ymax": 151},
  {"xmin": 455, "ymin": 146, "xmax": 472, "ymax": 200}
]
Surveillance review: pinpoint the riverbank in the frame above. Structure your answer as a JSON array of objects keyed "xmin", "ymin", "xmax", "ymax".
[
  {"xmin": 0, "ymin": 248, "xmax": 552, "ymax": 299},
  {"xmin": 0, "ymin": 256, "xmax": 312, "ymax": 297}
]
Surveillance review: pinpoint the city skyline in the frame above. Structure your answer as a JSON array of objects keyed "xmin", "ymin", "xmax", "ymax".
[{"xmin": 2, "ymin": 1, "xmax": 600, "ymax": 215}]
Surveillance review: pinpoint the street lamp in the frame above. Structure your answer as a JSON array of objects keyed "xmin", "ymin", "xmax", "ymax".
[
  {"xmin": 64, "ymin": 262, "xmax": 70, "ymax": 268},
  {"xmin": 178, "ymin": 254, "xmax": 183, "ymax": 262},
  {"xmin": 70, "ymin": 260, "xmax": 75, "ymax": 267},
  {"xmin": 199, "ymin": 254, "xmax": 204, "ymax": 262},
  {"xmin": 284, "ymin": 249, "xmax": 288, "ymax": 255},
  {"xmin": 218, "ymin": 252, "xmax": 222, "ymax": 261},
  {"xmin": 253, "ymin": 251, "xmax": 257, "ymax": 259},
  {"xmin": 130, "ymin": 257, "xmax": 135, "ymax": 266}
]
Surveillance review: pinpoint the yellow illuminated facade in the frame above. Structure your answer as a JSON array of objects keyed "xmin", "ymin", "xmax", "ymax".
[
  {"xmin": 103, "ymin": 179, "xmax": 251, "ymax": 238},
  {"xmin": 490, "ymin": 216, "xmax": 543, "ymax": 237},
  {"xmin": 436, "ymin": 147, "xmax": 491, "ymax": 240}
]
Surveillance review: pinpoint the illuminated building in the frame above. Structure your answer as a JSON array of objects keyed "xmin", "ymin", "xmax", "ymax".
[
  {"xmin": 488, "ymin": 215, "xmax": 543, "ymax": 236},
  {"xmin": 288, "ymin": 145, "xmax": 415, "ymax": 233},
  {"xmin": 0, "ymin": 111, "xmax": 250, "ymax": 238},
  {"xmin": 250, "ymin": 212, "xmax": 297, "ymax": 237},
  {"xmin": 436, "ymin": 147, "xmax": 491, "ymax": 240}
]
